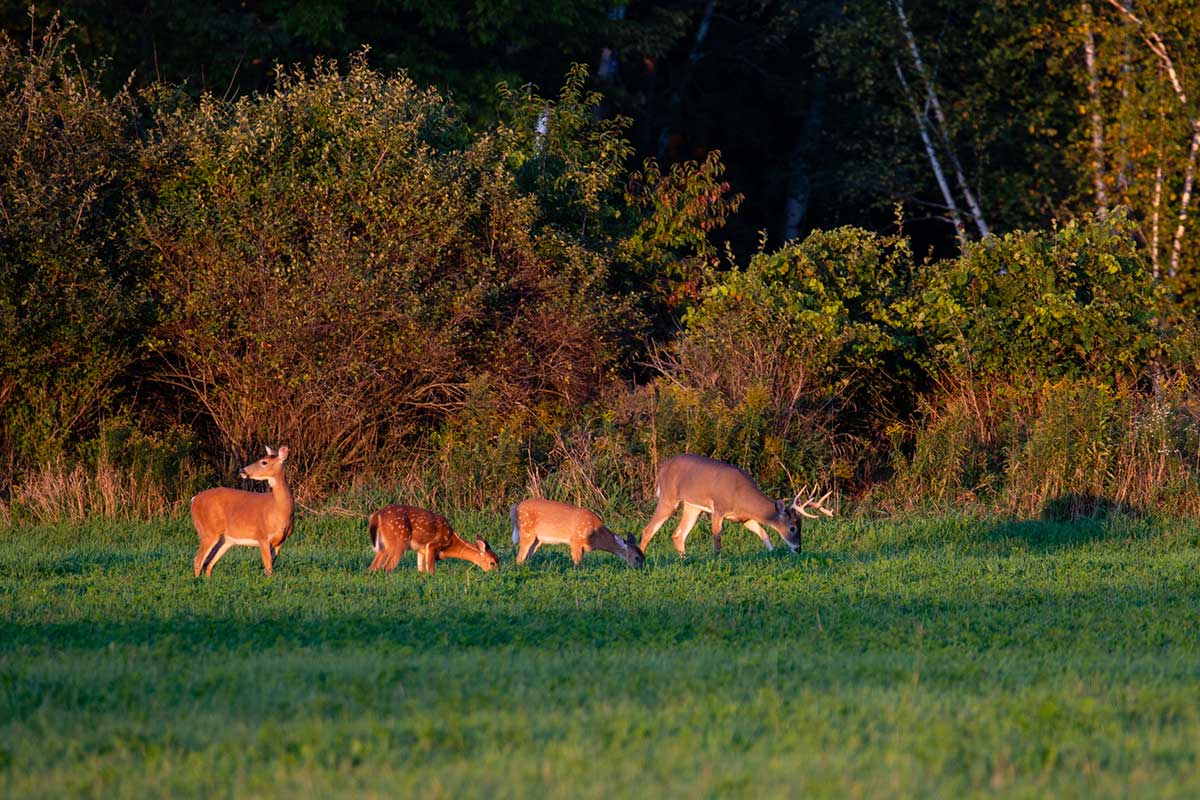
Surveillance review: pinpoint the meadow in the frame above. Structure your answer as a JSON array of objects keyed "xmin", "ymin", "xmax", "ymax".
[{"xmin": 1, "ymin": 511, "xmax": 1198, "ymax": 798}]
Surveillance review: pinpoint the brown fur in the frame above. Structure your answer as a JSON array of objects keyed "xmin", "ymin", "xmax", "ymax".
[
  {"xmin": 640, "ymin": 453, "xmax": 811, "ymax": 557},
  {"xmin": 191, "ymin": 445, "xmax": 294, "ymax": 577},
  {"xmin": 511, "ymin": 498, "xmax": 644, "ymax": 568},
  {"xmin": 367, "ymin": 505, "xmax": 498, "ymax": 574}
]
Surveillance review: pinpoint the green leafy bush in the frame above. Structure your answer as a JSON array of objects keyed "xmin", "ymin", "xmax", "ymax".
[
  {"xmin": 658, "ymin": 226, "xmax": 920, "ymax": 489},
  {"xmin": 136, "ymin": 56, "xmax": 642, "ymax": 496},
  {"xmin": 0, "ymin": 21, "xmax": 141, "ymax": 477},
  {"xmin": 916, "ymin": 216, "xmax": 1163, "ymax": 383}
]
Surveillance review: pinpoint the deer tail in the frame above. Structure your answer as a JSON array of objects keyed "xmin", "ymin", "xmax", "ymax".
[
  {"xmin": 509, "ymin": 503, "xmax": 520, "ymax": 545},
  {"xmin": 368, "ymin": 511, "xmax": 381, "ymax": 553}
]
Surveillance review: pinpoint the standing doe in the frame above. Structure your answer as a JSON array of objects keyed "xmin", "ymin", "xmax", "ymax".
[
  {"xmin": 367, "ymin": 505, "xmax": 499, "ymax": 574},
  {"xmin": 191, "ymin": 445, "xmax": 293, "ymax": 577},
  {"xmin": 640, "ymin": 454, "xmax": 834, "ymax": 557},
  {"xmin": 511, "ymin": 498, "xmax": 645, "ymax": 568}
]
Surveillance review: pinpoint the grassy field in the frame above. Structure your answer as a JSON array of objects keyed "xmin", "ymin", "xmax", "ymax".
[{"xmin": 1, "ymin": 510, "xmax": 1199, "ymax": 798}]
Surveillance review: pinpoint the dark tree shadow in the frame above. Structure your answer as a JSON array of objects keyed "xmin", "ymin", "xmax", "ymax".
[{"xmin": 1040, "ymin": 493, "xmax": 1140, "ymax": 523}]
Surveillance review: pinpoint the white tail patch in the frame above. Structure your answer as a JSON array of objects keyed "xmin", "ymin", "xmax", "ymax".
[{"xmin": 511, "ymin": 521, "xmax": 519, "ymax": 545}]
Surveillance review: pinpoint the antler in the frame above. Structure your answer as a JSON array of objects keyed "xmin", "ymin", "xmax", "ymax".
[{"xmin": 791, "ymin": 485, "xmax": 835, "ymax": 518}]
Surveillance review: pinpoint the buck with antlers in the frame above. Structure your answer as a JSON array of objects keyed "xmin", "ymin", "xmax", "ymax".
[
  {"xmin": 368, "ymin": 505, "xmax": 499, "ymax": 574},
  {"xmin": 191, "ymin": 445, "xmax": 294, "ymax": 577},
  {"xmin": 511, "ymin": 498, "xmax": 645, "ymax": 568},
  {"xmin": 640, "ymin": 454, "xmax": 834, "ymax": 557}
]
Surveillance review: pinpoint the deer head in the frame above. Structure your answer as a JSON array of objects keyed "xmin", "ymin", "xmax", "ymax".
[
  {"xmin": 475, "ymin": 538, "xmax": 500, "ymax": 571},
  {"xmin": 621, "ymin": 534, "xmax": 646, "ymax": 568},
  {"xmin": 238, "ymin": 445, "xmax": 289, "ymax": 484}
]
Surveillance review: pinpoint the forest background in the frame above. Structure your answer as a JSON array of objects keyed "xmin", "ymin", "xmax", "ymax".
[{"xmin": 3, "ymin": 0, "xmax": 1200, "ymax": 525}]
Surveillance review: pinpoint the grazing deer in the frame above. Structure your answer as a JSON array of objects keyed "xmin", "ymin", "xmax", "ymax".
[
  {"xmin": 191, "ymin": 445, "xmax": 294, "ymax": 577},
  {"xmin": 367, "ymin": 505, "xmax": 499, "ymax": 574},
  {"xmin": 510, "ymin": 498, "xmax": 645, "ymax": 568},
  {"xmin": 640, "ymin": 454, "xmax": 834, "ymax": 557}
]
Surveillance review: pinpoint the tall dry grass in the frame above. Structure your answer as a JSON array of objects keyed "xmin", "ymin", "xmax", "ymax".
[{"xmin": 889, "ymin": 374, "xmax": 1200, "ymax": 518}]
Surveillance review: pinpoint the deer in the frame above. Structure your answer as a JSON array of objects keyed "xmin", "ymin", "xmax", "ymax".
[
  {"xmin": 510, "ymin": 498, "xmax": 645, "ymax": 568},
  {"xmin": 367, "ymin": 505, "xmax": 499, "ymax": 574},
  {"xmin": 640, "ymin": 453, "xmax": 834, "ymax": 557},
  {"xmin": 191, "ymin": 445, "xmax": 294, "ymax": 577}
]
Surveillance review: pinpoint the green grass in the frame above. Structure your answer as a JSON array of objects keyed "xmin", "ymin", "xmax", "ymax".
[{"xmin": 2, "ymin": 512, "xmax": 1199, "ymax": 798}]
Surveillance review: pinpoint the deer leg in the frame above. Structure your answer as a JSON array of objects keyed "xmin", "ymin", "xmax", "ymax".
[
  {"xmin": 516, "ymin": 536, "xmax": 538, "ymax": 564},
  {"xmin": 194, "ymin": 538, "xmax": 220, "ymax": 577},
  {"xmin": 640, "ymin": 499, "xmax": 679, "ymax": 551},
  {"xmin": 422, "ymin": 545, "xmax": 437, "ymax": 575},
  {"xmin": 387, "ymin": 531, "xmax": 411, "ymax": 572},
  {"xmin": 368, "ymin": 548, "xmax": 387, "ymax": 572},
  {"xmin": 570, "ymin": 539, "xmax": 585, "ymax": 566},
  {"xmin": 258, "ymin": 541, "xmax": 275, "ymax": 576},
  {"xmin": 744, "ymin": 520, "xmax": 774, "ymax": 551},
  {"xmin": 384, "ymin": 545, "xmax": 405, "ymax": 572},
  {"xmin": 711, "ymin": 514, "xmax": 726, "ymax": 553},
  {"xmin": 672, "ymin": 504, "xmax": 703, "ymax": 557},
  {"xmin": 203, "ymin": 538, "xmax": 235, "ymax": 576},
  {"xmin": 270, "ymin": 544, "xmax": 279, "ymax": 569}
]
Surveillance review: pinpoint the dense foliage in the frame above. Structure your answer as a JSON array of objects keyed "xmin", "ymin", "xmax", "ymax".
[{"xmin": 2, "ymin": 17, "xmax": 1200, "ymax": 522}]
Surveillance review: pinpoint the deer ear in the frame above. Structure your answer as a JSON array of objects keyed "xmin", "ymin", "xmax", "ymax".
[
  {"xmin": 776, "ymin": 499, "xmax": 787, "ymax": 513},
  {"xmin": 477, "ymin": 539, "xmax": 486, "ymax": 553},
  {"xmin": 265, "ymin": 445, "xmax": 276, "ymax": 457},
  {"xmin": 624, "ymin": 534, "xmax": 637, "ymax": 548},
  {"xmin": 277, "ymin": 446, "xmax": 289, "ymax": 461}
]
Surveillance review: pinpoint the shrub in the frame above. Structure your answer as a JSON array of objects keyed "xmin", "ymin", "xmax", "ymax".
[
  {"xmin": 0, "ymin": 20, "xmax": 141, "ymax": 482},
  {"xmin": 916, "ymin": 215, "xmax": 1163, "ymax": 383},
  {"xmin": 660, "ymin": 226, "xmax": 920, "ymax": 491},
  {"xmin": 136, "ymin": 56, "xmax": 640, "ymax": 497}
]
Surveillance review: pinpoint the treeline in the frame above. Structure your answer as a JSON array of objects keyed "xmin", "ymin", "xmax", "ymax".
[
  {"xmin": 2, "ymin": 25, "xmax": 1199, "ymax": 524},
  {"xmin": 8, "ymin": 3, "xmax": 1200, "ymax": 286}
]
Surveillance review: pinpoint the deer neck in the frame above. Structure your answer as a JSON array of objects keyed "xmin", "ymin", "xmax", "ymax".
[
  {"xmin": 763, "ymin": 505, "xmax": 793, "ymax": 537},
  {"xmin": 587, "ymin": 528, "xmax": 623, "ymax": 557},
  {"xmin": 265, "ymin": 474, "xmax": 294, "ymax": 517},
  {"xmin": 440, "ymin": 534, "xmax": 485, "ymax": 567}
]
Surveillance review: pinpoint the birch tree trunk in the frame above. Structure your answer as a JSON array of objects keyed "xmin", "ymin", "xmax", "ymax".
[
  {"xmin": 1151, "ymin": 160, "xmax": 1164, "ymax": 278},
  {"xmin": 895, "ymin": 60, "xmax": 967, "ymax": 248},
  {"xmin": 1103, "ymin": 0, "xmax": 1200, "ymax": 278},
  {"xmin": 1082, "ymin": 3, "xmax": 1109, "ymax": 217},
  {"xmin": 893, "ymin": 0, "xmax": 989, "ymax": 238},
  {"xmin": 782, "ymin": 77, "xmax": 827, "ymax": 242}
]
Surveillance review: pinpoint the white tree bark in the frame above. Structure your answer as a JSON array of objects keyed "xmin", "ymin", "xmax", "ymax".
[
  {"xmin": 1082, "ymin": 4, "xmax": 1109, "ymax": 217},
  {"xmin": 782, "ymin": 77, "xmax": 827, "ymax": 242},
  {"xmin": 1171, "ymin": 126, "xmax": 1200, "ymax": 277},
  {"xmin": 1151, "ymin": 160, "xmax": 1163, "ymax": 278},
  {"xmin": 1103, "ymin": 0, "xmax": 1200, "ymax": 277},
  {"xmin": 895, "ymin": 60, "xmax": 967, "ymax": 248},
  {"xmin": 893, "ymin": 0, "xmax": 989, "ymax": 238}
]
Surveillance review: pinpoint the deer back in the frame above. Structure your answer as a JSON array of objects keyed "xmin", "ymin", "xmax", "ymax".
[
  {"xmin": 513, "ymin": 498, "xmax": 603, "ymax": 545},
  {"xmin": 372, "ymin": 505, "xmax": 453, "ymax": 550},
  {"xmin": 657, "ymin": 454, "xmax": 778, "ymax": 521}
]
